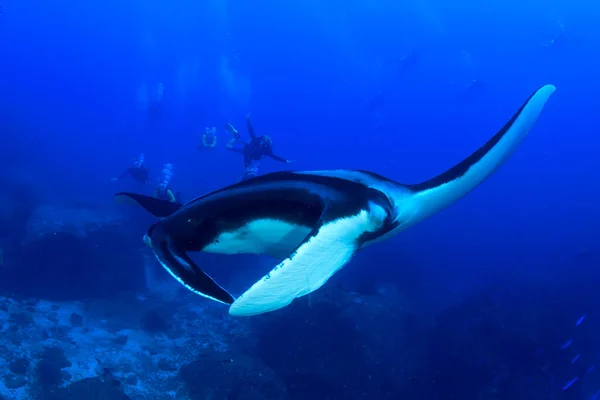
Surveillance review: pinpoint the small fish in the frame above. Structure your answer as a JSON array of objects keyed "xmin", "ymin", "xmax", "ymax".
[
  {"xmin": 572, "ymin": 354, "xmax": 581, "ymax": 363},
  {"xmin": 561, "ymin": 340, "xmax": 573, "ymax": 350},
  {"xmin": 562, "ymin": 377, "xmax": 579, "ymax": 391},
  {"xmin": 591, "ymin": 390, "xmax": 600, "ymax": 400},
  {"xmin": 588, "ymin": 366, "xmax": 596, "ymax": 373},
  {"xmin": 576, "ymin": 314, "xmax": 587, "ymax": 326}
]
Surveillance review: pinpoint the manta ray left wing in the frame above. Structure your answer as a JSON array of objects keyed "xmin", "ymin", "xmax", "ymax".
[{"xmin": 229, "ymin": 201, "xmax": 389, "ymax": 316}]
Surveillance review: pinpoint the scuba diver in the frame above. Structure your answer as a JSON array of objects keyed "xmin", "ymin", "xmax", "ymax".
[
  {"xmin": 112, "ymin": 153, "xmax": 151, "ymax": 184},
  {"xmin": 226, "ymin": 114, "xmax": 292, "ymax": 181},
  {"xmin": 153, "ymin": 163, "xmax": 182, "ymax": 204},
  {"xmin": 197, "ymin": 127, "xmax": 217, "ymax": 151}
]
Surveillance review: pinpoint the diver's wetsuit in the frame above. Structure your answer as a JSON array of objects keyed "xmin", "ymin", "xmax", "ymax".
[
  {"xmin": 227, "ymin": 118, "xmax": 288, "ymax": 165},
  {"xmin": 233, "ymin": 137, "xmax": 288, "ymax": 166},
  {"xmin": 118, "ymin": 166, "xmax": 151, "ymax": 184}
]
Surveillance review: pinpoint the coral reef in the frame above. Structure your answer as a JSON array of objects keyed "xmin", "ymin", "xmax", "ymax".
[
  {"xmin": 0, "ymin": 287, "xmax": 250, "ymax": 400},
  {"xmin": 0, "ymin": 253, "xmax": 594, "ymax": 400},
  {"xmin": 41, "ymin": 377, "xmax": 130, "ymax": 400}
]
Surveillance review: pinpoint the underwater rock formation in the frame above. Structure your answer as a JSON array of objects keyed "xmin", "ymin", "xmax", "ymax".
[
  {"xmin": 179, "ymin": 352, "xmax": 289, "ymax": 400},
  {"xmin": 0, "ymin": 178, "xmax": 38, "ymax": 246},
  {"xmin": 35, "ymin": 346, "xmax": 72, "ymax": 388},
  {"xmin": 250, "ymin": 286, "xmax": 426, "ymax": 400},
  {"xmin": 0, "ymin": 205, "xmax": 146, "ymax": 300},
  {"xmin": 0, "ymin": 292, "xmax": 249, "ymax": 399},
  {"xmin": 36, "ymin": 377, "xmax": 131, "ymax": 400},
  {"xmin": 24, "ymin": 205, "xmax": 123, "ymax": 243},
  {"xmin": 0, "ymin": 270, "xmax": 593, "ymax": 400}
]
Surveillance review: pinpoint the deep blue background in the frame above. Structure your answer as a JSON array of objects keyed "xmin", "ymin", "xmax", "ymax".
[{"xmin": 1, "ymin": 0, "xmax": 599, "ymax": 306}]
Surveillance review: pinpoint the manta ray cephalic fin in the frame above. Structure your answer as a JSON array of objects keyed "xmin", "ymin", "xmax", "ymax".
[{"xmin": 153, "ymin": 239, "xmax": 235, "ymax": 305}]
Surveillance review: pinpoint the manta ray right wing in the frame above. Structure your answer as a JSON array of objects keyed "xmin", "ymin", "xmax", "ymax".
[{"xmin": 229, "ymin": 201, "xmax": 389, "ymax": 317}]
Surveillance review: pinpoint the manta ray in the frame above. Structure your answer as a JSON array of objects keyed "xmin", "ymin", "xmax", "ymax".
[{"xmin": 116, "ymin": 85, "xmax": 556, "ymax": 317}]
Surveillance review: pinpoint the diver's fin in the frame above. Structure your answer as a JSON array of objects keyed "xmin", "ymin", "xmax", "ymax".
[
  {"xmin": 153, "ymin": 239, "xmax": 235, "ymax": 305},
  {"xmin": 114, "ymin": 192, "xmax": 182, "ymax": 218},
  {"xmin": 405, "ymin": 85, "xmax": 556, "ymax": 219},
  {"xmin": 229, "ymin": 203, "xmax": 388, "ymax": 316}
]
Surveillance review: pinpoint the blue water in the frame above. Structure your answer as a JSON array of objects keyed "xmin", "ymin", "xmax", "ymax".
[{"xmin": 1, "ymin": 0, "xmax": 600, "ymax": 399}]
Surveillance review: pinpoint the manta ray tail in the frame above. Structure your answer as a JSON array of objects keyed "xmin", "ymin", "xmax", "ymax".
[
  {"xmin": 114, "ymin": 192, "xmax": 182, "ymax": 218},
  {"xmin": 405, "ymin": 85, "xmax": 556, "ymax": 220}
]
